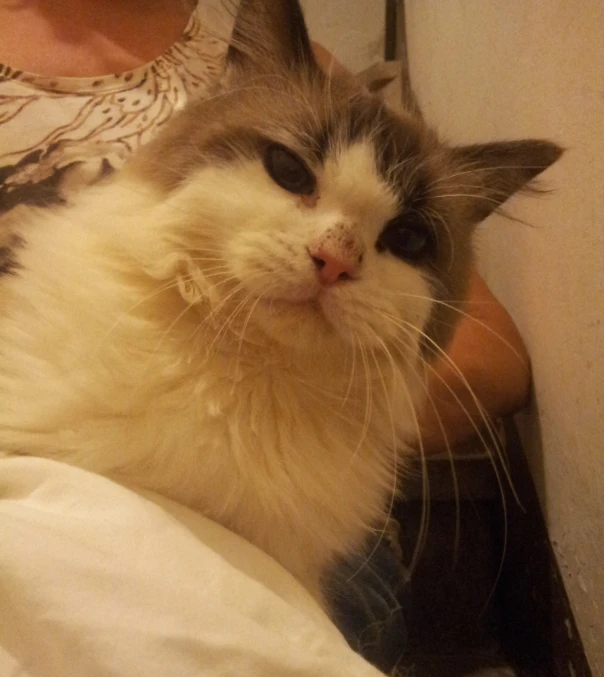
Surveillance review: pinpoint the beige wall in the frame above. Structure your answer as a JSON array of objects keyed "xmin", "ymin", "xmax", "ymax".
[
  {"xmin": 404, "ymin": 1, "xmax": 604, "ymax": 672},
  {"xmin": 301, "ymin": 0, "xmax": 385, "ymax": 72}
]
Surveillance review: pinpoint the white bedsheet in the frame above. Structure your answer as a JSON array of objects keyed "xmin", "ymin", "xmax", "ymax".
[{"xmin": 0, "ymin": 456, "xmax": 384, "ymax": 677}]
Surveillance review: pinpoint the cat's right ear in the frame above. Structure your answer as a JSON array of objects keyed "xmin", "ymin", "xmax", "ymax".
[{"xmin": 227, "ymin": 0, "xmax": 319, "ymax": 75}]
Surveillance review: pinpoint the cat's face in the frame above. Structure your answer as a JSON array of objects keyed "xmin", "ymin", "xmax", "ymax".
[
  {"xmin": 129, "ymin": 0, "xmax": 561, "ymax": 358},
  {"xmin": 222, "ymin": 139, "xmax": 431, "ymax": 352},
  {"xmin": 188, "ymin": 143, "xmax": 433, "ymax": 352},
  {"xmin": 137, "ymin": 83, "xmax": 456, "ymax": 355}
]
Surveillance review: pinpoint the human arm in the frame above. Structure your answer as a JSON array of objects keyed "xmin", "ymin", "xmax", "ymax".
[{"xmin": 417, "ymin": 268, "xmax": 531, "ymax": 453}]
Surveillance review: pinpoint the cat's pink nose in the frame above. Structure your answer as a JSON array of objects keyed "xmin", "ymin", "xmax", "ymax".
[
  {"xmin": 309, "ymin": 249, "xmax": 360, "ymax": 285},
  {"xmin": 308, "ymin": 225, "xmax": 364, "ymax": 285}
]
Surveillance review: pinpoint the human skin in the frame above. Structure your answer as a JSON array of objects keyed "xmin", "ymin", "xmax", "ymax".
[
  {"xmin": 416, "ymin": 271, "xmax": 530, "ymax": 453},
  {"xmin": 0, "ymin": 2, "xmax": 531, "ymax": 454},
  {"xmin": 0, "ymin": 0, "xmax": 194, "ymax": 77}
]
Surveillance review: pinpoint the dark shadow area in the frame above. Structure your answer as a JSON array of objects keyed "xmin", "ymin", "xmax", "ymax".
[
  {"xmin": 494, "ymin": 419, "xmax": 592, "ymax": 677},
  {"xmin": 393, "ymin": 418, "xmax": 592, "ymax": 677}
]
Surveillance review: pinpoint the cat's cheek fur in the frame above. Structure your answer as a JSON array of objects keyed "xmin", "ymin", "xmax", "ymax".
[{"xmin": 320, "ymin": 267, "xmax": 433, "ymax": 351}]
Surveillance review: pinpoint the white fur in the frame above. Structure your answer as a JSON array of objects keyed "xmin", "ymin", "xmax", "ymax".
[{"xmin": 0, "ymin": 141, "xmax": 432, "ymax": 601}]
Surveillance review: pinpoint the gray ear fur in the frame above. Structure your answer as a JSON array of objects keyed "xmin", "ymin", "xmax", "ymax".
[
  {"xmin": 227, "ymin": 0, "xmax": 319, "ymax": 74},
  {"xmin": 451, "ymin": 140, "xmax": 563, "ymax": 224}
]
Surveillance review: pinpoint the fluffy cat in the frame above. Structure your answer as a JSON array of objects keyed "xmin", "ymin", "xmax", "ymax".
[{"xmin": 0, "ymin": 0, "xmax": 561, "ymax": 603}]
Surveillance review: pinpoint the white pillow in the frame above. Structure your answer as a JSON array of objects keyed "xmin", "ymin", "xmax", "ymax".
[{"xmin": 0, "ymin": 456, "xmax": 384, "ymax": 677}]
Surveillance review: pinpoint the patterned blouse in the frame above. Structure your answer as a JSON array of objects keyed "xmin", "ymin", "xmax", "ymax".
[{"xmin": 0, "ymin": 0, "xmax": 234, "ymax": 216}]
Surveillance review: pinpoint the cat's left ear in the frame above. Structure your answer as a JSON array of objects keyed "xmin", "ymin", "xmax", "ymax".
[
  {"xmin": 450, "ymin": 139, "xmax": 563, "ymax": 225},
  {"xmin": 227, "ymin": 0, "xmax": 318, "ymax": 74}
]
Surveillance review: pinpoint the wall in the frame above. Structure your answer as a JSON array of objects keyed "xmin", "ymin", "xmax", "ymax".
[
  {"xmin": 301, "ymin": 0, "xmax": 385, "ymax": 72},
  {"xmin": 403, "ymin": 2, "xmax": 604, "ymax": 673}
]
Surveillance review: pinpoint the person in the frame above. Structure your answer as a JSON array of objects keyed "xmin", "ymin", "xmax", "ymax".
[{"xmin": 0, "ymin": 0, "xmax": 530, "ymax": 670}]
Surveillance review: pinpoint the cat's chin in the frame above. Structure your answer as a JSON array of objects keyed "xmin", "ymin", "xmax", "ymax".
[{"xmin": 252, "ymin": 294, "xmax": 345, "ymax": 351}]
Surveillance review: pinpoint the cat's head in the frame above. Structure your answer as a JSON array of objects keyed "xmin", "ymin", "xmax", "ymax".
[{"xmin": 129, "ymin": 0, "xmax": 561, "ymax": 359}]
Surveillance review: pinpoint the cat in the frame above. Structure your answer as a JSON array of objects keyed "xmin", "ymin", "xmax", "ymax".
[{"xmin": 0, "ymin": 0, "xmax": 561, "ymax": 605}]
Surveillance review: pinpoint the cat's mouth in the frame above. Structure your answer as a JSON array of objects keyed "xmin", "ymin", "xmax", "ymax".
[
  {"xmin": 244, "ymin": 279, "xmax": 352, "ymax": 341},
  {"xmin": 257, "ymin": 289, "xmax": 348, "ymax": 334},
  {"xmin": 252, "ymin": 281, "xmax": 340, "ymax": 320},
  {"xmin": 261, "ymin": 295, "xmax": 322, "ymax": 314}
]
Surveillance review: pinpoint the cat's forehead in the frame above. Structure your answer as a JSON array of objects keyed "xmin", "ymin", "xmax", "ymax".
[
  {"xmin": 133, "ymin": 74, "xmax": 437, "ymax": 201},
  {"xmin": 260, "ymin": 79, "xmax": 433, "ymax": 190},
  {"xmin": 319, "ymin": 142, "xmax": 399, "ymax": 220}
]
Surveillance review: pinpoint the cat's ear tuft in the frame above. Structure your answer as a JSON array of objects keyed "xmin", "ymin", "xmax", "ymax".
[
  {"xmin": 450, "ymin": 139, "xmax": 563, "ymax": 225},
  {"xmin": 227, "ymin": 0, "xmax": 318, "ymax": 75}
]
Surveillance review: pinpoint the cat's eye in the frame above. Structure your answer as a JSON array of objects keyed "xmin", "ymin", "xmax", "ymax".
[
  {"xmin": 376, "ymin": 215, "xmax": 435, "ymax": 263},
  {"xmin": 263, "ymin": 144, "xmax": 316, "ymax": 195}
]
